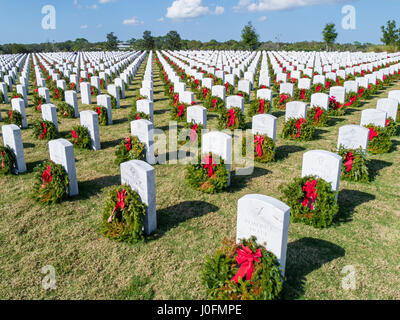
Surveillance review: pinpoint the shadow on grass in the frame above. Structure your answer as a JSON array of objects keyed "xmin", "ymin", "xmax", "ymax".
[
  {"xmin": 149, "ymin": 200, "xmax": 219, "ymax": 240},
  {"xmin": 329, "ymin": 117, "xmax": 346, "ymax": 126},
  {"xmin": 26, "ymin": 160, "xmax": 43, "ymax": 173},
  {"xmin": 154, "ymin": 109, "xmax": 168, "ymax": 115},
  {"xmin": 23, "ymin": 142, "xmax": 35, "ymax": 149},
  {"xmin": 272, "ymin": 110, "xmax": 285, "ymax": 118},
  {"xmin": 113, "ymin": 117, "xmax": 129, "ymax": 125},
  {"xmin": 369, "ymin": 159, "xmax": 392, "ymax": 181},
  {"xmin": 283, "ymin": 237, "xmax": 345, "ymax": 299},
  {"xmin": 102, "ymin": 138, "xmax": 123, "ymax": 149},
  {"xmin": 276, "ymin": 145, "xmax": 305, "ymax": 161},
  {"xmin": 228, "ymin": 167, "xmax": 271, "ymax": 192},
  {"xmin": 77, "ymin": 174, "xmax": 120, "ymax": 199},
  {"xmin": 335, "ymin": 189, "xmax": 375, "ymax": 224},
  {"xmin": 314, "ymin": 128, "xmax": 328, "ymax": 139},
  {"xmin": 390, "ymin": 139, "xmax": 400, "ymax": 152}
]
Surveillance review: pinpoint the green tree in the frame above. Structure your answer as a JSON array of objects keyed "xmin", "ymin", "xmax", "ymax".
[
  {"xmin": 322, "ymin": 23, "xmax": 338, "ymax": 50},
  {"xmin": 106, "ymin": 32, "xmax": 118, "ymax": 51},
  {"xmin": 142, "ymin": 30, "xmax": 154, "ymax": 51},
  {"xmin": 165, "ymin": 30, "xmax": 182, "ymax": 50},
  {"xmin": 241, "ymin": 21, "xmax": 259, "ymax": 50},
  {"xmin": 380, "ymin": 20, "xmax": 400, "ymax": 47}
]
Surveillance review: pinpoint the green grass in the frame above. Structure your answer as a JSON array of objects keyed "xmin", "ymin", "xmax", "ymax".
[{"xmin": 0, "ymin": 56, "xmax": 399, "ymax": 300}]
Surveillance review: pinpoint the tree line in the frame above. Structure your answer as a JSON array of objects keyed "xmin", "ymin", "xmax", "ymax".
[{"xmin": 1, "ymin": 20, "xmax": 399, "ymax": 54}]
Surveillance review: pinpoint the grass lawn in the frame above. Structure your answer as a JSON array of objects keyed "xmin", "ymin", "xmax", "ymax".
[{"xmin": 0, "ymin": 55, "xmax": 399, "ymax": 300}]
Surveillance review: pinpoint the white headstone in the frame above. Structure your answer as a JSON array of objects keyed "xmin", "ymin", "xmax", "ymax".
[
  {"xmin": 187, "ymin": 105, "xmax": 207, "ymax": 129},
  {"xmin": 130, "ymin": 119, "xmax": 156, "ymax": 165},
  {"xmin": 2, "ymin": 124, "xmax": 26, "ymax": 173},
  {"xmin": 65, "ymin": 90, "xmax": 79, "ymax": 118},
  {"xmin": 80, "ymin": 110, "xmax": 101, "ymax": 150},
  {"xmin": 252, "ymin": 114, "xmax": 277, "ymax": 142},
  {"xmin": 376, "ymin": 98, "xmax": 398, "ymax": 120},
  {"xmin": 310, "ymin": 93, "xmax": 329, "ymax": 111},
  {"xmin": 80, "ymin": 82, "xmax": 91, "ymax": 105},
  {"xmin": 97, "ymin": 94, "xmax": 113, "ymax": 125},
  {"xmin": 11, "ymin": 98, "xmax": 27, "ymax": 128},
  {"xmin": 226, "ymin": 95, "xmax": 244, "ymax": 113},
  {"xmin": 285, "ymin": 101, "xmax": 307, "ymax": 121},
  {"xmin": 337, "ymin": 125, "xmax": 369, "ymax": 152},
  {"xmin": 360, "ymin": 109, "xmax": 387, "ymax": 128},
  {"xmin": 41, "ymin": 104, "xmax": 58, "ymax": 131}
]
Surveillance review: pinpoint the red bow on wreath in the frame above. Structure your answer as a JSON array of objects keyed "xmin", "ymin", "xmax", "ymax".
[
  {"xmin": 344, "ymin": 152, "xmax": 354, "ymax": 172},
  {"xmin": 125, "ymin": 137, "xmax": 132, "ymax": 152},
  {"xmin": 238, "ymin": 92, "xmax": 243, "ymax": 97},
  {"xmin": 96, "ymin": 107, "xmax": 102, "ymax": 116},
  {"xmin": 190, "ymin": 124, "xmax": 198, "ymax": 142},
  {"xmin": 9, "ymin": 111, "xmax": 12, "ymax": 120},
  {"xmin": 336, "ymin": 78, "xmax": 341, "ymax": 86},
  {"xmin": 70, "ymin": 83, "xmax": 75, "ymax": 90},
  {"xmin": 314, "ymin": 107, "xmax": 323, "ymax": 122},
  {"xmin": 202, "ymin": 153, "xmax": 216, "ymax": 177},
  {"xmin": 173, "ymin": 94, "xmax": 179, "ymax": 106},
  {"xmin": 279, "ymin": 94, "xmax": 288, "ymax": 104},
  {"xmin": 136, "ymin": 113, "xmax": 141, "ymax": 120},
  {"xmin": 227, "ymin": 109, "xmax": 236, "ymax": 127},
  {"xmin": 211, "ymin": 98, "xmax": 218, "ymax": 110},
  {"xmin": 231, "ymin": 246, "xmax": 262, "ymax": 284},
  {"xmin": 358, "ymin": 88, "xmax": 364, "ymax": 98},
  {"xmin": 202, "ymin": 88, "xmax": 209, "ymax": 98},
  {"xmin": 169, "ymin": 86, "xmax": 174, "ymax": 95},
  {"xmin": 1, "ymin": 152, "xmax": 4, "ymax": 169},
  {"xmin": 344, "ymin": 96, "xmax": 357, "ymax": 107},
  {"xmin": 39, "ymin": 123, "xmax": 47, "ymax": 140},
  {"xmin": 71, "ymin": 130, "xmax": 78, "ymax": 144},
  {"xmin": 224, "ymin": 82, "xmax": 229, "ymax": 91},
  {"xmin": 55, "ymin": 89, "xmax": 60, "ymax": 99},
  {"xmin": 177, "ymin": 104, "xmax": 185, "ymax": 117},
  {"xmin": 325, "ymin": 81, "xmax": 332, "ymax": 90},
  {"xmin": 258, "ymin": 99, "xmax": 265, "ymax": 113},
  {"xmin": 295, "ymin": 118, "xmax": 306, "ymax": 138},
  {"xmin": 368, "ymin": 127, "xmax": 378, "ymax": 141},
  {"xmin": 300, "ymin": 89, "xmax": 306, "ymax": 100},
  {"xmin": 108, "ymin": 190, "xmax": 127, "ymax": 223},
  {"xmin": 254, "ymin": 135, "xmax": 264, "ymax": 157},
  {"xmin": 315, "ymin": 85, "xmax": 322, "ymax": 92},
  {"xmin": 302, "ymin": 180, "xmax": 318, "ymax": 210},
  {"xmin": 41, "ymin": 165, "xmax": 52, "ymax": 188}
]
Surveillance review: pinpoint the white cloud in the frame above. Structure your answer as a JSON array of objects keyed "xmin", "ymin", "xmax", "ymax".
[
  {"xmin": 99, "ymin": 0, "xmax": 116, "ymax": 3},
  {"xmin": 166, "ymin": 0, "xmax": 224, "ymax": 20},
  {"xmin": 158, "ymin": 17, "xmax": 165, "ymax": 22},
  {"xmin": 123, "ymin": 17, "xmax": 144, "ymax": 25},
  {"xmin": 258, "ymin": 15, "xmax": 267, "ymax": 21},
  {"xmin": 80, "ymin": 25, "xmax": 88, "ymax": 29},
  {"xmin": 234, "ymin": 0, "xmax": 350, "ymax": 12},
  {"xmin": 97, "ymin": 24, "xmax": 103, "ymax": 28},
  {"xmin": 86, "ymin": 4, "xmax": 98, "ymax": 9}
]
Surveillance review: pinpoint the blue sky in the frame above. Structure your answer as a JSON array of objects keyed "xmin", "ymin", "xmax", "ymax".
[{"xmin": 0, "ymin": 0, "xmax": 399, "ymax": 45}]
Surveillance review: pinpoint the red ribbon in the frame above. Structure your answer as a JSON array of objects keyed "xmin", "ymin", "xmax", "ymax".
[
  {"xmin": 96, "ymin": 107, "xmax": 102, "ymax": 116},
  {"xmin": 325, "ymin": 81, "xmax": 332, "ymax": 90},
  {"xmin": 231, "ymin": 246, "xmax": 262, "ymax": 284},
  {"xmin": 41, "ymin": 165, "xmax": 52, "ymax": 188},
  {"xmin": 55, "ymin": 89, "xmax": 60, "ymax": 99},
  {"xmin": 108, "ymin": 190, "xmax": 127, "ymax": 223},
  {"xmin": 302, "ymin": 180, "xmax": 318, "ymax": 210},
  {"xmin": 125, "ymin": 137, "xmax": 132, "ymax": 151},
  {"xmin": 295, "ymin": 118, "xmax": 306, "ymax": 138},
  {"xmin": 238, "ymin": 92, "xmax": 243, "ymax": 97},
  {"xmin": 315, "ymin": 85, "xmax": 322, "ymax": 92},
  {"xmin": 344, "ymin": 95, "xmax": 357, "ymax": 107},
  {"xmin": 9, "ymin": 111, "xmax": 12, "ymax": 120},
  {"xmin": 190, "ymin": 124, "xmax": 198, "ymax": 142},
  {"xmin": 227, "ymin": 109, "xmax": 236, "ymax": 127},
  {"xmin": 336, "ymin": 78, "xmax": 340, "ymax": 86},
  {"xmin": 1, "ymin": 152, "xmax": 4, "ymax": 169},
  {"xmin": 279, "ymin": 94, "xmax": 288, "ymax": 104},
  {"xmin": 314, "ymin": 107, "xmax": 323, "ymax": 122},
  {"xmin": 71, "ymin": 130, "xmax": 78, "ymax": 144},
  {"xmin": 39, "ymin": 123, "xmax": 47, "ymax": 140},
  {"xmin": 254, "ymin": 135, "xmax": 264, "ymax": 157},
  {"xmin": 358, "ymin": 88, "xmax": 364, "ymax": 98},
  {"xmin": 344, "ymin": 152, "xmax": 354, "ymax": 172},
  {"xmin": 211, "ymin": 98, "xmax": 218, "ymax": 110},
  {"xmin": 177, "ymin": 104, "xmax": 185, "ymax": 117},
  {"xmin": 174, "ymin": 94, "xmax": 179, "ymax": 106},
  {"xmin": 202, "ymin": 88, "xmax": 209, "ymax": 98},
  {"xmin": 202, "ymin": 154, "xmax": 216, "ymax": 177},
  {"xmin": 368, "ymin": 127, "xmax": 378, "ymax": 141},
  {"xmin": 258, "ymin": 99, "xmax": 265, "ymax": 113},
  {"xmin": 300, "ymin": 89, "xmax": 306, "ymax": 100}
]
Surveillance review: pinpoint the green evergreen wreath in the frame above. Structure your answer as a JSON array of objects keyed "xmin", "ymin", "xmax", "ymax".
[
  {"xmin": 327, "ymin": 97, "xmax": 345, "ymax": 116},
  {"xmin": 33, "ymin": 94, "xmax": 46, "ymax": 112},
  {"xmin": 385, "ymin": 118, "xmax": 399, "ymax": 137},
  {"xmin": 281, "ymin": 118, "xmax": 315, "ymax": 141},
  {"xmin": 170, "ymin": 103, "xmax": 187, "ymax": 122},
  {"xmin": 93, "ymin": 106, "xmax": 108, "ymax": 126},
  {"xmin": 114, "ymin": 136, "xmax": 145, "ymax": 166},
  {"xmin": 310, "ymin": 83, "xmax": 326, "ymax": 94},
  {"xmin": 337, "ymin": 146, "xmax": 369, "ymax": 183},
  {"xmin": 110, "ymin": 95, "xmax": 117, "ymax": 109},
  {"xmin": 0, "ymin": 146, "xmax": 16, "ymax": 175},
  {"xmin": 5, "ymin": 110, "xmax": 23, "ymax": 128},
  {"xmin": 344, "ymin": 91, "xmax": 359, "ymax": 108},
  {"xmin": 364, "ymin": 124, "xmax": 392, "ymax": 154},
  {"xmin": 217, "ymin": 107, "xmax": 245, "ymax": 131},
  {"xmin": 273, "ymin": 94, "xmax": 293, "ymax": 110},
  {"xmin": 243, "ymin": 134, "xmax": 276, "ymax": 163},
  {"xmin": 204, "ymin": 96, "xmax": 224, "ymax": 113},
  {"xmin": 132, "ymin": 95, "xmax": 147, "ymax": 110},
  {"xmin": 177, "ymin": 121, "xmax": 204, "ymax": 146},
  {"xmin": 224, "ymin": 83, "xmax": 235, "ymax": 95},
  {"xmin": 32, "ymin": 160, "xmax": 69, "ymax": 205},
  {"xmin": 68, "ymin": 125, "xmax": 91, "ymax": 149},
  {"xmin": 195, "ymin": 86, "xmax": 211, "ymax": 101},
  {"xmin": 57, "ymin": 101, "xmax": 75, "ymax": 118},
  {"xmin": 202, "ymin": 237, "xmax": 283, "ymax": 300},
  {"xmin": 11, "ymin": 92, "xmax": 23, "ymax": 100},
  {"xmin": 90, "ymin": 86, "xmax": 99, "ymax": 96},
  {"xmin": 185, "ymin": 153, "xmax": 229, "ymax": 194},
  {"xmin": 294, "ymin": 88, "xmax": 312, "ymax": 102},
  {"xmin": 128, "ymin": 104, "xmax": 151, "ymax": 121},
  {"xmin": 51, "ymin": 87, "xmax": 64, "ymax": 102},
  {"xmin": 247, "ymin": 98, "xmax": 271, "ymax": 117},
  {"xmin": 279, "ymin": 176, "xmax": 339, "ymax": 228},
  {"xmin": 0, "ymin": 91, "xmax": 4, "ymax": 104},
  {"xmin": 237, "ymin": 91, "xmax": 249, "ymax": 102},
  {"xmin": 308, "ymin": 107, "xmax": 329, "ymax": 127},
  {"xmin": 32, "ymin": 120, "xmax": 57, "ymax": 141},
  {"xmin": 101, "ymin": 185, "xmax": 147, "ymax": 243}
]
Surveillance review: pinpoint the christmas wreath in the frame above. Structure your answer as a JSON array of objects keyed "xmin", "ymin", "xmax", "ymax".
[
  {"xmin": 0, "ymin": 146, "xmax": 16, "ymax": 175},
  {"xmin": 202, "ymin": 237, "xmax": 283, "ymax": 300},
  {"xmin": 32, "ymin": 120, "xmax": 57, "ymax": 141},
  {"xmin": 385, "ymin": 118, "xmax": 399, "ymax": 137},
  {"xmin": 33, "ymin": 94, "xmax": 46, "ymax": 112},
  {"xmin": 344, "ymin": 91, "xmax": 359, "ymax": 108},
  {"xmin": 204, "ymin": 96, "xmax": 224, "ymax": 113},
  {"xmin": 51, "ymin": 87, "xmax": 64, "ymax": 102},
  {"xmin": 110, "ymin": 95, "xmax": 117, "ymax": 109},
  {"xmin": 68, "ymin": 125, "xmax": 91, "ymax": 149},
  {"xmin": 243, "ymin": 134, "xmax": 276, "ymax": 163},
  {"xmin": 101, "ymin": 185, "xmax": 147, "ymax": 243},
  {"xmin": 11, "ymin": 92, "xmax": 23, "ymax": 100},
  {"xmin": 93, "ymin": 106, "xmax": 108, "ymax": 126},
  {"xmin": 364, "ymin": 125, "xmax": 392, "ymax": 154},
  {"xmin": 237, "ymin": 91, "xmax": 249, "ymax": 103},
  {"xmin": 217, "ymin": 107, "xmax": 245, "ymax": 131},
  {"xmin": 128, "ymin": 103, "xmax": 151, "ymax": 121},
  {"xmin": 281, "ymin": 118, "xmax": 315, "ymax": 141},
  {"xmin": 0, "ymin": 91, "xmax": 4, "ymax": 104},
  {"xmin": 114, "ymin": 136, "xmax": 145, "ymax": 165},
  {"xmin": 327, "ymin": 96, "xmax": 345, "ymax": 116},
  {"xmin": 308, "ymin": 107, "xmax": 329, "ymax": 127},
  {"xmin": 5, "ymin": 110, "xmax": 23, "ymax": 128},
  {"xmin": 311, "ymin": 83, "xmax": 326, "ymax": 94},
  {"xmin": 337, "ymin": 146, "xmax": 369, "ymax": 182},
  {"xmin": 178, "ymin": 121, "xmax": 204, "ymax": 146},
  {"xmin": 185, "ymin": 152, "xmax": 229, "ymax": 194},
  {"xmin": 170, "ymin": 103, "xmax": 187, "ymax": 122},
  {"xmin": 224, "ymin": 82, "xmax": 235, "ymax": 95},
  {"xmin": 279, "ymin": 176, "xmax": 339, "ymax": 228},
  {"xmin": 169, "ymin": 93, "xmax": 180, "ymax": 107},
  {"xmin": 294, "ymin": 88, "xmax": 312, "ymax": 102},
  {"xmin": 196, "ymin": 87, "xmax": 211, "ymax": 101},
  {"xmin": 57, "ymin": 101, "xmax": 75, "ymax": 118},
  {"xmin": 90, "ymin": 86, "xmax": 99, "ymax": 96},
  {"xmin": 247, "ymin": 98, "xmax": 271, "ymax": 117},
  {"xmin": 273, "ymin": 93, "xmax": 292, "ymax": 110},
  {"xmin": 32, "ymin": 160, "xmax": 69, "ymax": 205}
]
